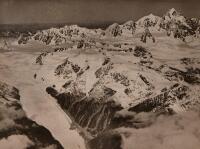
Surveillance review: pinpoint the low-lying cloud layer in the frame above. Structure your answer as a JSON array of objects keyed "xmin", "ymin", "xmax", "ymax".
[{"xmin": 119, "ymin": 111, "xmax": 200, "ymax": 149}]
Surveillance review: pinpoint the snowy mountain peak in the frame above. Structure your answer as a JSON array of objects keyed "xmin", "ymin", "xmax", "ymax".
[
  {"xmin": 164, "ymin": 8, "xmax": 182, "ymax": 20},
  {"xmin": 17, "ymin": 8, "xmax": 200, "ymax": 44},
  {"xmin": 148, "ymin": 13, "xmax": 157, "ymax": 18},
  {"xmin": 162, "ymin": 8, "xmax": 190, "ymax": 29},
  {"xmin": 108, "ymin": 23, "xmax": 119, "ymax": 28},
  {"xmin": 122, "ymin": 20, "xmax": 136, "ymax": 30},
  {"xmin": 123, "ymin": 20, "xmax": 134, "ymax": 26},
  {"xmin": 168, "ymin": 8, "xmax": 178, "ymax": 17},
  {"xmin": 136, "ymin": 13, "xmax": 161, "ymax": 27}
]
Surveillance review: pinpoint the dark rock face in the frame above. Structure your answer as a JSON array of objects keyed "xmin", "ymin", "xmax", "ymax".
[
  {"xmin": 54, "ymin": 58, "xmax": 84, "ymax": 78},
  {"xmin": 0, "ymin": 82, "xmax": 20, "ymax": 100},
  {"xmin": 123, "ymin": 21, "xmax": 136, "ymax": 34},
  {"xmin": 180, "ymin": 57, "xmax": 199, "ymax": 65},
  {"xmin": 36, "ymin": 52, "xmax": 50, "ymax": 65},
  {"xmin": 111, "ymin": 73, "xmax": 130, "ymax": 87},
  {"xmin": 77, "ymin": 40, "xmax": 85, "ymax": 49},
  {"xmin": 95, "ymin": 63, "xmax": 114, "ymax": 78},
  {"xmin": 161, "ymin": 66, "xmax": 200, "ymax": 85},
  {"xmin": 46, "ymin": 87, "xmax": 122, "ymax": 136},
  {"xmin": 140, "ymin": 28, "xmax": 155, "ymax": 43},
  {"xmin": 0, "ymin": 81, "xmax": 63, "ymax": 149},
  {"xmin": 109, "ymin": 24, "xmax": 122, "ymax": 37},
  {"xmin": 54, "ymin": 47, "xmax": 68, "ymax": 52},
  {"xmin": 128, "ymin": 83, "xmax": 189, "ymax": 113},
  {"xmin": 55, "ymin": 59, "xmax": 70, "ymax": 76},
  {"xmin": 33, "ymin": 33, "xmax": 54, "ymax": 45},
  {"xmin": 102, "ymin": 57, "xmax": 111, "ymax": 66},
  {"xmin": 71, "ymin": 64, "xmax": 81, "ymax": 73},
  {"xmin": 134, "ymin": 46, "xmax": 152, "ymax": 59},
  {"xmin": 18, "ymin": 33, "xmax": 32, "ymax": 44},
  {"xmin": 134, "ymin": 46, "xmax": 153, "ymax": 66},
  {"xmin": 62, "ymin": 80, "xmax": 72, "ymax": 89}
]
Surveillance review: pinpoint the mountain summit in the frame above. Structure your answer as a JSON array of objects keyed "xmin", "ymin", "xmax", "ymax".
[{"xmin": 166, "ymin": 8, "xmax": 179, "ymax": 18}]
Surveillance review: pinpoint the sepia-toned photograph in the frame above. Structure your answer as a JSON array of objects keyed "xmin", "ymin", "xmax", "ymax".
[{"xmin": 0, "ymin": 0, "xmax": 200, "ymax": 149}]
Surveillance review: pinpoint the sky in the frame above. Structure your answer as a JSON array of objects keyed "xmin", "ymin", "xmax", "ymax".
[{"xmin": 0, "ymin": 0, "xmax": 200, "ymax": 25}]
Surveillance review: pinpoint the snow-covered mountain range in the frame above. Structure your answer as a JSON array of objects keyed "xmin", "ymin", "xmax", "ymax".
[
  {"xmin": 20, "ymin": 9, "xmax": 200, "ymax": 149},
  {"xmin": 1, "ymin": 8, "xmax": 200, "ymax": 149},
  {"xmin": 18, "ymin": 8, "xmax": 200, "ymax": 45}
]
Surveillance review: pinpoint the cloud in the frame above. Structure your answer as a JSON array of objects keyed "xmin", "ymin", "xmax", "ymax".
[
  {"xmin": 0, "ymin": 135, "xmax": 33, "ymax": 149},
  {"xmin": 119, "ymin": 111, "xmax": 200, "ymax": 149}
]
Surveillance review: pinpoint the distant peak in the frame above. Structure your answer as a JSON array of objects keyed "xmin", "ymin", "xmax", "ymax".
[
  {"xmin": 169, "ymin": 8, "xmax": 177, "ymax": 13},
  {"xmin": 148, "ymin": 13, "xmax": 155, "ymax": 17},
  {"xmin": 123, "ymin": 20, "xmax": 134, "ymax": 25},
  {"xmin": 166, "ymin": 8, "xmax": 179, "ymax": 17},
  {"xmin": 138, "ymin": 13, "xmax": 159, "ymax": 21},
  {"xmin": 108, "ymin": 23, "xmax": 119, "ymax": 28}
]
